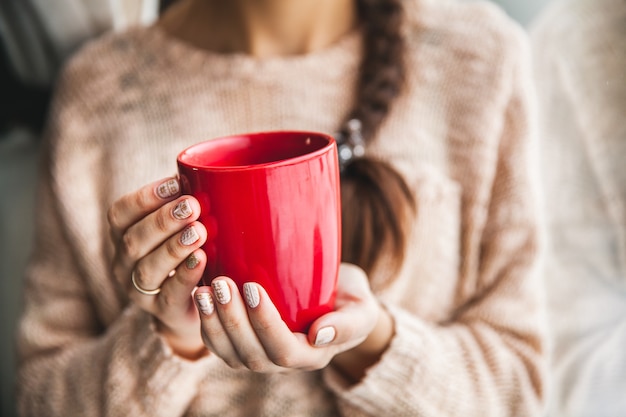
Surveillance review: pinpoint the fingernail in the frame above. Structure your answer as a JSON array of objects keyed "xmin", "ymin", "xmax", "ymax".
[
  {"xmin": 314, "ymin": 327, "xmax": 336, "ymax": 346},
  {"xmin": 212, "ymin": 280, "xmax": 231, "ymax": 304},
  {"xmin": 243, "ymin": 283, "xmax": 260, "ymax": 308},
  {"xmin": 180, "ymin": 226, "xmax": 199, "ymax": 246},
  {"xmin": 195, "ymin": 292, "xmax": 214, "ymax": 315},
  {"xmin": 186, "ymin": 253, "xmax": 200, "ymax": 269},
  {"xmin": 173, "ymin": 199, "xmax": 192, "ymax": 220},
  {"xmin": 156, "ymin": 179, "xmax": 180, "ymax": 199}
]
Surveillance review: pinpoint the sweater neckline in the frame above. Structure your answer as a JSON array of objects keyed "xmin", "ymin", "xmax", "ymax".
[{"xmin": 139, "ymin": 24, "xmax": 363, "ymax": 75}]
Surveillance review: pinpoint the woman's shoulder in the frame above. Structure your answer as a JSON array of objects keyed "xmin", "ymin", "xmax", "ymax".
[
  {"xmin": 62, "ymin": 26, "xmax": 158, "ymax": 72},
  {"xmin": 403, "ymin": 0, "xmax": 529, "ymax": 64},
  {"xmin": 52, "ymin": 26, "xmax": 163, "ymax": 107}
]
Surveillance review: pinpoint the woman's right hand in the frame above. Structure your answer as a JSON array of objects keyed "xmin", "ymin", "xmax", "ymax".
[{"xmin": 107, "ymin": 177, "xmax": 209, "ymax": 360}]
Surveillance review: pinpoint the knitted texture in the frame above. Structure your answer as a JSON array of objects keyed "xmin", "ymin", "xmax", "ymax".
[
  {"xmin": 16, "ymin": 0, "xmax": 546, "ymax": 415},
  {"xmin": 531, "ymin": 0, "xmax": 626, "ymax": 415}
]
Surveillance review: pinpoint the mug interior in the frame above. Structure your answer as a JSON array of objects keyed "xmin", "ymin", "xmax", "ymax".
[{"xmin": 178, "ymin": 131, "xmax": 333, "ymax": 170}]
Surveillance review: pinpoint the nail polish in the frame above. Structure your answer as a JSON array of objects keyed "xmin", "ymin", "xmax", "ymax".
[
  {"xmin": 156, "ymin": 179, "xmax": 179, "ymax": 199},
  {"xmin": 314, "ymin": 327, "xmax": 336, "ymax": 346},
  {"xmin": 186, "ymin": 253, "xmax": 200, "ymax": 269},
  {"xmin": 195, "ymin": 292, "xmax": 214, "ymax": 315},
  {"xmin": 243, "ymin": 283, "xmax": 260, "ymax": 308},
  {"xmin": 173, "ymin": 199, "xmax": 192, "ymax": 220},
  {"xmin": 180, "ymin": 226, "xmax": 199, "ymax": 246},
  {"xmin": 212, "ymin": 280, "xmax": 231, "ymax": 304}
]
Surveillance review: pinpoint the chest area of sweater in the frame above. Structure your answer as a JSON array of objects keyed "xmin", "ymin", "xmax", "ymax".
[
  {"xmin": 108, "ymin": 59, "xmax": 356, "ymax": 135},
  {"xmin": 98, "ymin": 73, "xmax": 358, "ymax": 191}
]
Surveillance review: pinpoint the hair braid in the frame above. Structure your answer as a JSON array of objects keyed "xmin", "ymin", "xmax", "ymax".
[
  {"xmin": 347, "ymin": 0, "xmax": 405, "ymax": 138},
  {"xmin": 340, "ymin": 0, "xmax": 416, "ymax": 280},
  {"xmin": 159, "ymin": 0, "xmax": 176, "ymax": 13}
]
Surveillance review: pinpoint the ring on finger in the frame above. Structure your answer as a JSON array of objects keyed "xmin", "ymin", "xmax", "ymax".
[{"xmin": 131, "ymin": 269, "xmax": 161, "ymax": 296}]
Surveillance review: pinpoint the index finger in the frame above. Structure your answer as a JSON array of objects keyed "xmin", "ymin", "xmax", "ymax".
[{"xmin": 107, "ymin": 177, "xmax": 181, "ymax": 238}]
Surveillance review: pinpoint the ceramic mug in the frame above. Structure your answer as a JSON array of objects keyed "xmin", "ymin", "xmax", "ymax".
[{"xmin": 177, "ymin": 131, "xmax": 341, "ymax": 332}]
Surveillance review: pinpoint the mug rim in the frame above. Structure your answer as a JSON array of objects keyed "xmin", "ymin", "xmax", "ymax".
[{"xmin": 177, "ymin": 130, "xmax": 337, "ymax": 172}]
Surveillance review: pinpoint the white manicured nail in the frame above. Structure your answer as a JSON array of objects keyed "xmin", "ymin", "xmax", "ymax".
[
  {"xmin": 212, "ymin": 280, "xmax": 231, "ymax": 304},
  {"xmin": 195, "ymin": 292, "xmax": 214, "ymax": 315},
  {"xmin": 180, "ymin": 226, "xmax": 199, "ymax": 246},
  {"xmin": 156, "ymin": 179, "xmax": 179, "ymax": 199},
  {"xmin": 243, "ymin": 283, "xmax": 260, "ymax": 308},
  {"xmin": 173, "ymin": 199, "xmax": 192, "ymax": 220},
  {"xmin": 314, "ymin": 327, "xmax": 336, "ymax": 346}
]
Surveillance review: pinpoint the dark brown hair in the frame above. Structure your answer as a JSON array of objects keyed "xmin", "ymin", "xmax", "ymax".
[
  {"xmin": 339, "ymin": 0, "xmax": 415, "ymax": 279},
  {"xmin": 159, "ymin": 0, "xmax": 176, "ymax": 12}
]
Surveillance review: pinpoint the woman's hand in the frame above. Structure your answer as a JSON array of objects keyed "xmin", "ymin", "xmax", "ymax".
[
  {"xmin": 195, "ymin": 263, "xmax": 394, "ymax": 377},
  {"xmin": 107, "ymin": 177, "xmax": 209, "ymax": 360}
]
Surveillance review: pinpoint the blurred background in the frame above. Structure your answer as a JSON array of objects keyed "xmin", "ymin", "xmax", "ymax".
[{"xmin": 0, "ymin": 1, "xmax": 552, "ymax": 416}]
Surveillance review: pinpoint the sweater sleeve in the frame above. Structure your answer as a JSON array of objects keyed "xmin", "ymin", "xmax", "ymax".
[
  {"xmin": 323, "ymin": 24, "xmax": 547, "ymax": 417},
  {"xmin": 15, "ymin": 57, "xmax": 216, "ymax": 417},
  {"xmin": 15, "ymin": 154, "xmax": 217, "ymax": 417}
]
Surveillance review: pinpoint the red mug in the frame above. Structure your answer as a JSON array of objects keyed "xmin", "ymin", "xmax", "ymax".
[{"xmin": 177, "ymin": 131, "xmax": 341, "ymax": 333}]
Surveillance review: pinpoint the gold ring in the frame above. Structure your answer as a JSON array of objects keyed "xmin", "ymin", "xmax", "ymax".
[{"xmin": 131, "ymin": 269, "xmax": 161, "ymax": 296}]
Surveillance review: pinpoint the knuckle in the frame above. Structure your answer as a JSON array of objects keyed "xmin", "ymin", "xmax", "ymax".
[
  {"xmin": 221, "ymin": 317, "xmax": 244, "ymax": 333},
  {"xmin": 133, "ymin": 189, "xmax": 151, "ymax": 210},
  {"xmin": 159, "ymin": 292, "xmax": 173, "ymax": 308},
  {"xmin": 251, "ymin": 317, "xmax": 276, "ymax": 333},
  {"xmin": 268, "ymin": 351, "xmax": 297, "ymax": 368},
  {"xmin": 106, "ymin": 206, "xmax": 120, "ymax": 229},
  {"xmin": 222, "ymin": 356, "xmax": 245, "ymax": 370},
  {"xmin": 243, "ymin": 356, "xmax": 269, "ymax": 373},
  {"xmin": 154, "ymin": 208, "xmax": 170, "ymax": 234},
  {"xmin": 164, "ymin": 238, "xmax": 183, "ymax": 260},
  {"xmin": 121, "ymin": 233, "xmax": 139, "ymax": 259}
]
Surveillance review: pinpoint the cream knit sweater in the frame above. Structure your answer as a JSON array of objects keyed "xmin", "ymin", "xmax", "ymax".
[
  {"xmin": 531, "ymin": 0, "xmax": 626, "ymax": 416},
  {"xmin": 16, "ymin": 0, "xmax": 546, "ymax": 415}
]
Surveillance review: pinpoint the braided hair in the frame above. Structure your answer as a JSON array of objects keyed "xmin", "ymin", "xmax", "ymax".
[{"xmin": 339, "ymin": 0, "xmax": 415, "ymax": 279}]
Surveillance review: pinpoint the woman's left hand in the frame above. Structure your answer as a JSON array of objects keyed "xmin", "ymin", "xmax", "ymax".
[{"xmin": 195, "ymin": 263, "xmax": 390, "ymax": 374}]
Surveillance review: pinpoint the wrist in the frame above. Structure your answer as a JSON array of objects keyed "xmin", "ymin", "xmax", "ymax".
[
  {"xmin": 155, "ymin": 320, "xmax": 209, "ymax": 361},
  {"xmin": 358, "ymin": 304, "xmax": 395, "ymax": 354},
  {"xmin": 331, "ymin": 303, "xmax": 395, "ymax": 382}
]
